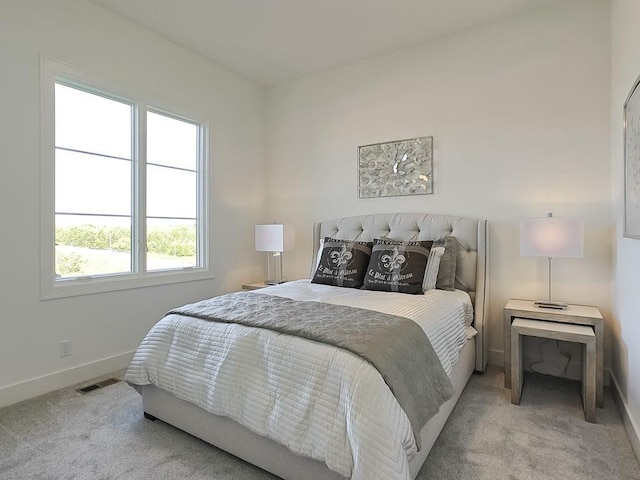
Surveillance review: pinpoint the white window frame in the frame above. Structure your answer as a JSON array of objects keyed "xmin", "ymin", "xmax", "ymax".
[{"xmin": 40, "ymin": 57, "xmax": 212, "ymax": 299}]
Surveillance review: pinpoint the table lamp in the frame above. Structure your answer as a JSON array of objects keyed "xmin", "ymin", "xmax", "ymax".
[
  {"xmin": 520, "ymin": 213, "xmax": 584, "ymax": 309},
  {"xmin": 255, "ymin": 224, "xmax": 295, "ymax": 284}
]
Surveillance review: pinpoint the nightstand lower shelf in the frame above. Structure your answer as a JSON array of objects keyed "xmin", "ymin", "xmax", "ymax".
[
  {"xmin": 504, "ymin": 298, "xmax": 604, "ymax": 409},
  {"xmin": 511, "ymin": 318, "xmax": 596, "ymax": 422}
]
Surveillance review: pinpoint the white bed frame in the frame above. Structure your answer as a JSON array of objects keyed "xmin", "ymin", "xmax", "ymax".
[{"xmin": 140, "ymin": 213, "xmax": 489, "ymax": 480}]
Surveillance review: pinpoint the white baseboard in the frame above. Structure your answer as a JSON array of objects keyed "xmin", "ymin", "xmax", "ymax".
[
  {"xmin": 609, "ymin": 368, "xmax": 640, "ymax": 463},
  {"xmin": 0, "ymin": 351, "xmax": 135, "ymax": 408},
  {"xmin": 488, "ymin": 348, "xmax": 503, "ymax": 367},
  {"xmin": 486, "ymin": 349, "xmax": 579, "ymax": 378}
]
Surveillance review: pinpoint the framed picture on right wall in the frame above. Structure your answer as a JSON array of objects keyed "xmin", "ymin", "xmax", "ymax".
[{"xmin": 624, "ymin": 73, "xmax": 640, "ymax": 239}]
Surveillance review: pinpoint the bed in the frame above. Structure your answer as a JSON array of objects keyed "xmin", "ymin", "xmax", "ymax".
[{"xmin": 126, "ymin": 212, "xmax": 489, "ymax": 480}]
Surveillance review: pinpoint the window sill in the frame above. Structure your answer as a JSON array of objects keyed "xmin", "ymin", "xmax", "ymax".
[{"xmin": 40, "ymin": 268, "xmax": 215, "ymax": 300}]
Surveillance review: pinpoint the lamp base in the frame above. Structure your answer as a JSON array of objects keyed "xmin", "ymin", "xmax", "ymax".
[
  {"xmin": 265, "ymin": 279, "xmax": 287, "ymax": 285},
  {"xmin": 534, "ymin": 299, "xmax": 568, "ymax": 310}
]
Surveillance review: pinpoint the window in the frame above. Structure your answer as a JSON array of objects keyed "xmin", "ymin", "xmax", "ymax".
[
  {"xmin": 41, "ymin": 59, "xmax": 210, "ymax": 298},
  {"xmin": 146, "ymin": 111, "xmax": 199, "ymax": 272},
  {"xmin": 54, "ymin": 84, "xmax": 134, "ymax": 278}
]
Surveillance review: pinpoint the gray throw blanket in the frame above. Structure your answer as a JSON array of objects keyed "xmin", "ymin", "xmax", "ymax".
[{"xmin": 169, "ymin": 291, "xmax": 455, "ymax": 449}]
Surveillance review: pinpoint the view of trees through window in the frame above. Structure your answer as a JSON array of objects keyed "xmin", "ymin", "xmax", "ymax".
[
  {"xmin": 55, "ymin": 224, "xmax": 196, "ymax": 276},
  {"xmin": 54, "ymin": 82, "xmax": 201, "ymax": 279}
]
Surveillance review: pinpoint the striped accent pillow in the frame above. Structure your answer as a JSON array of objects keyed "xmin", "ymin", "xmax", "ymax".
[{"xmin": 423, "ymin": 246, "xmax": 445, "ymax": 292}]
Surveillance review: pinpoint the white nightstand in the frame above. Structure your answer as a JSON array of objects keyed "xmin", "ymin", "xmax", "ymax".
[
  {"xmin": 503, "ymin": 299, "xmax": 604, "ymax": 410},
  {"xmin": 241, "ymin": 282, "xmax": 270, "ymax": 290}
]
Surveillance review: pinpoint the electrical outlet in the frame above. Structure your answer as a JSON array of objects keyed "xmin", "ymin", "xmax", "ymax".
[{"xmin": 60, "ymin": 340, "xmax": 72, "ymax": 357}]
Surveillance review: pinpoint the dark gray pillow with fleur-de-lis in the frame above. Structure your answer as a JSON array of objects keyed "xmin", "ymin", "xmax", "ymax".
[
  {"xmin": 311, "ymin": 238, "xmax": 373, "ymax": 288},
  {"xmin": 363, "ymin": 239, "xmax": 433, "ymax": 294}
]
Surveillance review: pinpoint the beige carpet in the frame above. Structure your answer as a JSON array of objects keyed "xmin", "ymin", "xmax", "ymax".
[{"xmin": 1, "ymin": 370, "xmax": 638, "ymax": 479}]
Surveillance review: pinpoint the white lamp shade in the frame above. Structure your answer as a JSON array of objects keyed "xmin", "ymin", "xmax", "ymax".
[
  {"xmin": 255, "ymin": 224, "xmax": 295, "ymax": 252},
  {"xmin": 520, "ymin": 217, "xmax": 584, "ymax": 258}
]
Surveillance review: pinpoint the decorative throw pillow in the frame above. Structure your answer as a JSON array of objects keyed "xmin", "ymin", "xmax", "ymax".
[
  {"xmin": 311, "ymin": 238, "xmax": 372, "ymax": 288},
  {"xmin": 434, "ymin": 236, "xmax": 459, "ymax": 291},
  {"xmin": 423, "ymin": 246, "xmax": 445, "ymax": 292},
  {"xmin": 313, "ymin": 237, "xmax": 325, "ymax": 271},
  {"xmin": 363, "ymin": 239, "xmax": 432, "ymax": 294}
]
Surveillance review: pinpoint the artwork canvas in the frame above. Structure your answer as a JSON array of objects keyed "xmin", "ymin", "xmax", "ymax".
[
  {"xmin": 624, "ymin": 74, "xmax": 640, "ymax": 239},
  {"xmin": 358, "ymin": 136, "xmax": 433, "ymax": 198}
]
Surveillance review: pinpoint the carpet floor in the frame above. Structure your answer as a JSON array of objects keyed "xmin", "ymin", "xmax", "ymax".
[{"xmin": 1, "ymin": 370, "xmax": 638, "ymax": 480}]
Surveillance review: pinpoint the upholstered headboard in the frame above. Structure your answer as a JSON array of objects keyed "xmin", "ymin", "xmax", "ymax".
[{"xmin": 311, "ymin": 213, "xmax": 489, "ymax": 372}]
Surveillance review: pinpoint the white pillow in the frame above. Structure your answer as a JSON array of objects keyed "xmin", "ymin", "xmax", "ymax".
[
  {"xmin": 422, "ymin": 246, "xmax": 445, "ymax": 292},
  {"xmin": 313, "ymin": 238, "xmax": 325, "ymax": 271}
]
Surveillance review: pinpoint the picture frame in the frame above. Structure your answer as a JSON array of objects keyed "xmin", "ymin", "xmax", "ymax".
[
  {"xmin": 624, "ymin": 73, "xmax": 640, "ymax": 239},
  {"xmin": 358, "ymin": 136, "xmax": 433, "ymax": 198}
]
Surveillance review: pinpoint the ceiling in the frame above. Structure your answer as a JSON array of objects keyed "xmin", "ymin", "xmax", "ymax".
[{"xmin": 90, "ymin": 0, "xmax": 566, "ymax": 87}]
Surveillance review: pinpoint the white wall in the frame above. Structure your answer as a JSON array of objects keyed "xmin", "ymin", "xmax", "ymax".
[
  {"xmin": 0, "ymin": 0, "xmax": 266, "ymax": 405},
  {"xmin": 611, "ymin": 0, "xmax": 640, "ymax": 456},
  {"xmin": 0, "ymin": 0, "xmax": 623, "ymax": 419},
  {"xmin": 267, "ymin": 0, "xmax": 611, "ymax": 373}
]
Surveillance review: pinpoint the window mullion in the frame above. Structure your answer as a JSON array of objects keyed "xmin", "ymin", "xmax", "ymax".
[
  {"xmin": 197, "ymin": 124, "xmax": 208, "ymax": 269},
  {"xmin": 136, "ymin": 102, "xmax": 147, "ymax": 275}
]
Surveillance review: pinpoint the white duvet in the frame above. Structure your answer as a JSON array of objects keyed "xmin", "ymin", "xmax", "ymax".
[{"xmin": 125, "ymin": 280, "xmax": 474, "ymax": 480}]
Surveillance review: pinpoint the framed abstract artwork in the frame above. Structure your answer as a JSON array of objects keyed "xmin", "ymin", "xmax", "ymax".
[
  {"xmin": 358, "ymin": 136, "xmax": 433, "ymax": 198},
  {"xmin": 624, "ymin": 74, "xmax": 640, "ymax": 239}
]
